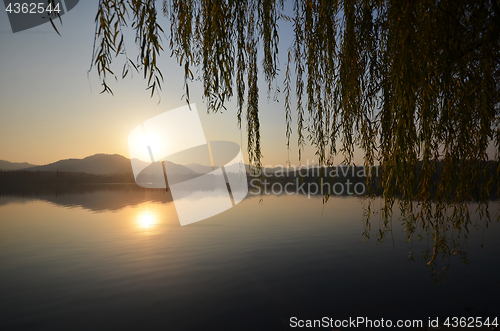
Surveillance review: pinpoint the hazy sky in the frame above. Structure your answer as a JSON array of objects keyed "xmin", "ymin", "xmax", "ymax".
[{"xmin": 0, "ymin": 2, "xmax": 362, "ymax": 167}]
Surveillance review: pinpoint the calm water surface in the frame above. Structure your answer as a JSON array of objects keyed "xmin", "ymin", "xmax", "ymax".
[{"xmin": 1, "ymin": 188, "xmax": 499, "ymax": 330}]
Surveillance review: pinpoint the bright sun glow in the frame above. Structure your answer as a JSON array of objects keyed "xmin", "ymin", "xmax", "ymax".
[
  {"xmin": 129, "ymin": 127, "xmax": 165, "ymax": 163},
  {"xmin": 137, "ymin": 212, "xmax": 158, "ymax": 229},
  {"xmin": 138, "ymin": 132, "xmax": 156, "ymax": 150}
]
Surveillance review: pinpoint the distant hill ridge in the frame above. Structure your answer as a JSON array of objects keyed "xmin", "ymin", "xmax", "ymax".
[
  {"xmin": 24, "ymin": 154, "xmax": 133, "ymax": 175},
  {"xmin": 1, "ymin": 154, "xmax": 199, "ymax": 176},
  {"xmin": 0, "ymin": 154, "xmax": 371, "ymax": 176},
  {"xmin": 0, "ymin": 160, "xmax": 38, "ymax": 171}
]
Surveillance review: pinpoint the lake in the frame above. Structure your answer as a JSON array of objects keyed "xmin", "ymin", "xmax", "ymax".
[{"xmin": 1, "ymin": 186, "xmax": 499, "ymax": 330}]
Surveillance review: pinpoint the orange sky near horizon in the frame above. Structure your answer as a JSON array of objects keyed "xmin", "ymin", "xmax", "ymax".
[{"xmin": 0, "ymin": 1, "xmax": 353, "ymax": 168}]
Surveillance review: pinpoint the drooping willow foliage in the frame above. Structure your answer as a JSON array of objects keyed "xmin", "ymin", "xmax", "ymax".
[{"xmin": 91, "ymin": 0, "xmax": 500, "ymax": 278}]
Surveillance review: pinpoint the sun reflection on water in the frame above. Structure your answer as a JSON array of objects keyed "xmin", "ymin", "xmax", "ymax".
[{"xmin": 136, "ymin": 210, "xmax": 160, "ymax": 233}]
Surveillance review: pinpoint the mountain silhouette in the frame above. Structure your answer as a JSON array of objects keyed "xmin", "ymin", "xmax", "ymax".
[
  {"xmin": 23, "ymin": 154, "xmax": 197, "ymax": 175},
  {"xmin": 0, "ymin": 160, "xmax": 38, "ymax": 171}
]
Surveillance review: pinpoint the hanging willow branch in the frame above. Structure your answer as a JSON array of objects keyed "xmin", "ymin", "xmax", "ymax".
[{"xmin": 91, "ymin": 0, "xmax": 500, "ymax": 276}]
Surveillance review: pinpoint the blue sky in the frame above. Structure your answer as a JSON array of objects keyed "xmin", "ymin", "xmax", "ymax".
[{"xmin": 0, "ymin": 1, "xmax": 366, "ymax": 166}]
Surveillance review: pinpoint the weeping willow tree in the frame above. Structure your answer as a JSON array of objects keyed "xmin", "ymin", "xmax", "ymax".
[{"xmin": 91, "ymin": 0, "xmax": 500, "ymax": 279}]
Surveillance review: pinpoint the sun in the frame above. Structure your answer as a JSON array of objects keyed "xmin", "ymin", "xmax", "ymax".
[{"xmin": 128, "ymin": 125, "xmax": 165, "ymax": 163}]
